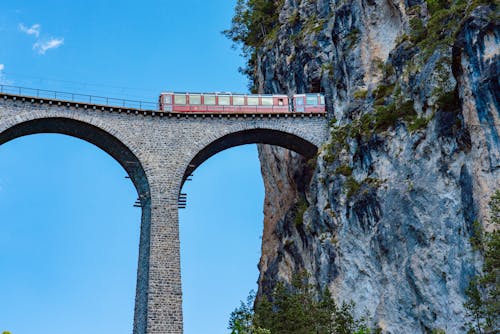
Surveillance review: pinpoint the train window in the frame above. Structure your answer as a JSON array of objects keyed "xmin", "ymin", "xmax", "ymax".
[
  {"xmin": 218, "ymin": 95, "xmax": 230, "ymax": 105},
  {"xmin": 163, "ymin": 95, "xmax": 172, "ymax": 104},
  {"xmin": 306, "ymin": 95, "xmax": 318, "ymax": 105},
  {"xmin": 174, "ymin": 94, "xmax": 187, "ymax": 105},
  {"xmin": 233, "ymin": 96, "xmax": 245, "ymax": 105},
  {"xmin": 204, "ymin": 95, "xmax": 216, "ymax": 105},
  {"xmin": 320, "ymin": 95, "xmax": 325, "ymax": 105},
  {"xmin": 247, "ymin": 96, "xmax": 259, "ymax": 105},
  {"xmin": 278, "ymin": 98, "xmax": 284, "ymax": 106},
  {"xmin": 296, "ymin": 97, "xmax": 304, "ymax": 105},
  {"xmin": 189, "ymin": 94, "xmax": 201, "ymax": 105},
  {"xmin": 261, "ymin": 97, "xmax": 273, "ymax": 106}
]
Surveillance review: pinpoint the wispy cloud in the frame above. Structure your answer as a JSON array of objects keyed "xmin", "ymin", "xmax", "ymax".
[
  {"xmin": 19, "ymin": 23, "xmax": 41, "ymax": 37},
  {"xmin": 0, "ymin": 63, "xmax": 10, "ymax": 85},
  {"xmin": 33, "ymin": 38, "xmax": 64, "ymax": 55},
  {"xmin": 18, "ymin": 23, "xmax": 64, "ymax": 55}
]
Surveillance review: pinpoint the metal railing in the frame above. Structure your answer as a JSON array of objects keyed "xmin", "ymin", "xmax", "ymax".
[{"xmin": 0, "ymin": 84, "xmax": 158, "ymax": 110}]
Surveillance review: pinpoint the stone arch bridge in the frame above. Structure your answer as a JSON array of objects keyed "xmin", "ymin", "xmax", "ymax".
[{"xmin": 0, "ymin": 90, "xmax": 328, "ymax": 333}]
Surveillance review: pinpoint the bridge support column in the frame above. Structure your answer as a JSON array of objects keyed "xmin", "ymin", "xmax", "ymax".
[{"xmin": 134, "ymin": 181, "xmax": 183, "ymax": 334}]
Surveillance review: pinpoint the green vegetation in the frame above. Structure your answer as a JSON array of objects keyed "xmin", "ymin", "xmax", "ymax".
[
  {"xmin": 431, "ymin": 329, "xmax": 446, "ymax": 334},
  {"xmin": 374, "ymin": 100, "xmax": 418, "ymax": 132},
  {"xmin": 434, "ymin": 89, "xmax": 460, "ymax": 113},
  {"xmin": 323, "ymin": 145, "xmax": 337, "ymax": 164},
  {"xmin": 373, "ymin": 103, "xmax": 398, "ymax": 131},
  {"xmin": 345, "ymin": 177, "xmax": 382, "ymax": 200},
  {"xmin": 406, "ymin": 0, "xmax": 496, "ymax": 61},
  {"xmin": 469, "ymin": 220, "xmax": 484, "ymax": 251},
  {"xmin": 224, "ymin": 0, "xmax": 282, "ymax": 50},
  {"xmin": 374, "ymin": 59, "xmax": 395, "ymax": 78},
  {"xmin": 353, "ymin": 89, "xmax": 368, "ymax": 99},
  {"xmin": 307, "ymin": 153, "xmax": 319, "ymax": 169},
  {"xmin": 229, "ymin": 272, "xmax": 381, "ymax": 334},
  {"xmin": 336, "ymin": 165, "xmax": 353, "ymax": 177},
  {"xmin": 323, "ymin": 97, "xmax": 425, "ymax": 168},
  {"xmin": 223, "ymin": 0, "xmax": 284, "ymax": 91},
  {"xmin": 346, "ymin": 28, "xmax": 361, "ymax": 48},
  {"xmin": 352, "ymin": 0, "xmax": 490, "ymax": 138},
  {"xmin": 288, "ymin": 10, "xmax": 300, "ymax": 25},
  {"xmin": 229, "ymin": 291, "xmax": 271, "ymax": 334},
  {"xmin": 294, "ymin": 198, "xmax": 309, "ymax": 227},
  {"xmin": 464, "ymin": 190, "xmax": 500, "ymax": 333},
  {"xmin": 3, "ymin": 332, "xmax": 12, "ymax": 334},
  {"xmin": 345, "ymin": 177, "xmax": 361, "ymax": 199},
  {"xmin": 322, "ymin": 63, "xmax": 335, "ymax": 78},
  {"xmin": 373, "ymin": 83, "xmax": 395, "ymax": 102},
  {"xmin": 409, "ymin": 17, "xmax": 426, "ymax": 44},
  {"xmin": 303, "ymin": 15, "xmax": 326, "ymax": 35},
  {"xmin": 407, "ymin": 116, "xmax": 430, "ymax": 132},
  {"xmin": 321, "ymin": 123, "xmax": 351, "ymax": 164}
]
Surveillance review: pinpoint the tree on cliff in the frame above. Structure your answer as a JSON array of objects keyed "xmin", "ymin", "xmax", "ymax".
[
  {"xmin": 223, "ymin": 0, "xmax": 281, "ymax": 52},
  {"xmin": 464, "ymin": 190, "xmax": 500, "ymax": 333},
  {"xmin": 229, "ymin": 272, "xmax": 379, "ymax": 334},
  {"xmin": 223, "ymin": 0, "xmax": 282, "ymax": 91}
]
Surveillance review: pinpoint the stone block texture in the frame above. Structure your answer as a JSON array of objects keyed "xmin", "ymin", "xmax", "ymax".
[{"xmin": 0, "ymin": 95, "xmax": 328, "ymax": 334}]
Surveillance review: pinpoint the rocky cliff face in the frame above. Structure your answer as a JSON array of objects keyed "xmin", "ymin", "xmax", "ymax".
[{"xmin": 254, "ymin": 0, "xmax": 499, "ymax": 332}]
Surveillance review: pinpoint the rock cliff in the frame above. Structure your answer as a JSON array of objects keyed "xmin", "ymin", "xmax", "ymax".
[{"xmin": 251, "ymin": 0, "xmax": 500, "ymax": 332}]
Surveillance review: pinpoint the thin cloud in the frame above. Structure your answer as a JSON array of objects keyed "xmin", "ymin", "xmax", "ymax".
[
  {"xmin": 0, "ymin": 63, "xmax": 10, "ymax": 85},
  {"xmin": 33, "ymin": 38, "xmax": 64, "ymax": 55},
  {"xmin": 19, "ymin": 23, "xmax": 41, "ymax": 37}
]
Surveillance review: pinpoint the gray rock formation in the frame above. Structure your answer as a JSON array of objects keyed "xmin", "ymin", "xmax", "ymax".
[{"xmin": 253, "ymin": 0, "xmax": 500, "ymax": 332}]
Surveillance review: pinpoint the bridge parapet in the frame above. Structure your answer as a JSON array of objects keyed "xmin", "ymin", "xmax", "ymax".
[{"xmin": 1, "ymin": 85, "xmax": 328, "ymax": 118}]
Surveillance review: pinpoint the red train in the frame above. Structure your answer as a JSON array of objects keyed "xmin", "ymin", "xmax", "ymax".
[{"xmin": 158, "ymin": 92, "xmax": 326, "ymax": 114}]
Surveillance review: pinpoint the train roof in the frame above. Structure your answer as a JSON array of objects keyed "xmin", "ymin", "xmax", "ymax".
[
  {"xmin": 160, "ymin": 92, "xmax": 323, "ymax": 95},
  {"xmin": 292, "ymin": 93, "xmax": 324, "ymax": 97},
  {"xmin": 159, "ymin": 92, "xmax": 293, "ymax": 97}
]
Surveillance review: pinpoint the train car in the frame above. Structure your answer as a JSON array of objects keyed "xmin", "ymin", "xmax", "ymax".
[
  {"xmin": 159, "ymin": 92, "xmax": 289, "ymax": 113},
  {"xmin": 158, "ymin": 92, "xmax": 325, "ymax": 114},
  {"xmin": 292, "ymin": 94, "xmax": 325, "ymax": 113}
]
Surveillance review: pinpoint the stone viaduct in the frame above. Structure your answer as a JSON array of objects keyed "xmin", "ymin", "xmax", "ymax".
[{"xmin": 0, "ymin": 91, "xmax": 328, "ymax": 333}]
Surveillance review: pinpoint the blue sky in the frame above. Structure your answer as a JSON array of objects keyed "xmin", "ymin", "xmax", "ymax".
[{"xmin": 0, "ymin": 1, "xmax": 265, "ymax": 334}]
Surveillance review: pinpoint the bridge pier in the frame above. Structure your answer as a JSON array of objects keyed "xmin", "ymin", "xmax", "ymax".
[{"xmin": 134, "ymin": 174, "xmax": 184, "ymax": 334}]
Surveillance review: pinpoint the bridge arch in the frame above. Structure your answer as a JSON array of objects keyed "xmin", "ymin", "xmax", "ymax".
[
  {"xmin": 0, "ymin": 115, "xmax": 151, "ymax": 333},
  {"xmin": 182, "ymin": 127, "xmax": 320, "ymax": 185},
  {"xmin": 0, "ymin": 116, "xmax": 150, "ymax": 200}
]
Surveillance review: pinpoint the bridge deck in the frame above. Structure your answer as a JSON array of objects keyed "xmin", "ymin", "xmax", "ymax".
[{"xmin": 1, "ymin": 90, "xmax": 327, "ymax": 119}]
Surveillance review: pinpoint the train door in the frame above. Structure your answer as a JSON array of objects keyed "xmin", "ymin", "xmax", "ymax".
[
  {"xmin": 294, "ymin": 95, "xmax": 305, "ymax": 112},
  {"xmin": 162, "ymin": 94, "xmax": 173, "ymax": 112}
]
